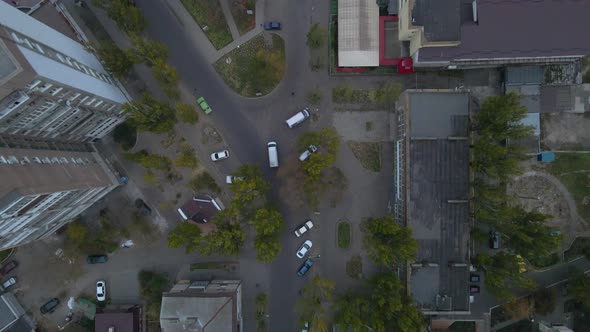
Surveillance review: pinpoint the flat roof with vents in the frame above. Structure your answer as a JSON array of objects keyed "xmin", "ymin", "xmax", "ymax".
[{"xmin": 337, "ymin": 0, "xmax": 380, "ymax": 67}]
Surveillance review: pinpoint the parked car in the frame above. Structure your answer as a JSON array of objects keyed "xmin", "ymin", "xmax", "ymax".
[
  {"xmin": 226, "ymin": 176, "xmax": 244, "ymax": 184},
  {"xmin": 294, "ymin": 220, "xmax": 314, "ymax": 237},
  {"xmin": 40, "ymin": 298, "xmax": 60, "ymax": 314},
  {"xmin": 285, "ymin": 109, "xmax": 310, "ymax": 128},
  {"xmin": 489, "ymin": 230, "xmax": 500, "ymax": 249},
  {"xmin": 296, "ymin": 240, "xmax": 312, "ymax": 259},
  {"xmin": 210, "ymin": 150, "xmax": 229, "ymax": 161},
  {"xmin": 0, "ymin": 260, "xmax": 17, "ymax": 276},
  {"xmin": 96, "ymin": 281, "xmax": 106, "ymax": 302},
  {"xmin": 298, "ymin": 145, "xmax": 318, "ymax": 162},
  {"xmin": 297, "ymin": 258, "xmax": 314, "ymax": 277},
  {"xmin": 469, "ymin": 274, "xmax": 480, "ymax": 283},
  {"xmin": 263, "ymin": 21, "xmax": 281, "ymax": 30},
  {"xmin": 134, "ymin": 198, "xmax": 152, "ymax": 216},
  {"xmin": 469, "ymin": 285, "xmax": 480, "ymax": 294},
  {"xmin": 196, "ymin": 96, "xmax": 212, "ymax": 114},
  {"xmin": 87, "ymin": 255, "xmax": 108, "ymax": 264},
  {"xmin": 1, "ymin": 277, "xmax": 17, "ymax": 290},
  {"xmin": 267, "ymin": 142, "xmax": 279, "ymax": 168}
]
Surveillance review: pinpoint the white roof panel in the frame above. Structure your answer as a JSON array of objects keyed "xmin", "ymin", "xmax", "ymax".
[
  {"xmin": 337, "ymin": 0, "xmax": 380, "ymax": 67},
  {"xmin": 0, "ymin": 1, "xmax": 103, "ymax": 69},
  {"xmin": 20, "ymin": 47, "xmax": 127, "ymax": 104}
]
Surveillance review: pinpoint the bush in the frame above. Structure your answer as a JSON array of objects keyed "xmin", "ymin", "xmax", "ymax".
[
  {"xmin": 112, "ymin": 121, "xmax": 137, "ymax": 150},
  {"xmin": 177, "ymin": 104, "xmax": 199, "ymax": 124},
  {"xmin": 338, "ymin": 222, "xmax": 351, "ymax": 249},
  {"xmin": 188, "ymin": 172, "xmax": 221, "ymax": 193},
  {"xmin": 307, "ymin": 89, "xmax": 322, "ymax": 105},
  {"xmin": 346, "ymin": 255, "xmax": 362, "ymax": 279},
  {"xmin": 138, "ymin": 270, "xmax": 169, "ymax": 303},
  {"xmin": 175, "ymin": 143, "xmax": 198, "ymax": 169}
]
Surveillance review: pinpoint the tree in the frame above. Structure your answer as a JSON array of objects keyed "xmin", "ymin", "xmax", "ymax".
[
  {"xmin": 301, "ymin": 153, "xmax": 335, "ymax": 182},
  {"xmin": 153, "ymin": 60, "xmax": 180, "ymax": 99},
  {"xmin": 188, "ymin": 172, "xmax": 221, "ymax": 194},
  {"xmin": 167, "ymin": 222, "xmax": 203, "ymax": 253},
  {"xmin": 176, "ymin": 104, "xmax": 199, "ymax": 124},
  {"xmin": 498, "ymin": 206, "xmax": 560, "ymax": 260},
  {"xmin": 124, "ymin": 150, "xmax": 171, "ymax": 170},
  {"xmin": 138, "ymin": 270, "xmax": 169, "ymax": 303},
  {"xmin": 112, "ymin": 121, "xmax": 137, "ymax": 150},
  {"xmin": 230, "ymin": 164, "xmax": 270, "ymax": 209},
  {"xmin": 362, "ymin": 215, "xmax": 418, "ymax": 267},
  {"xmin": 250, "ymin": 207, "xmax": 284, "ymax": 262},
  {"xmin": 334, "ymin": 293, "xmax": 370, "ymax": 329},
  {"xmin": 306, "ymin": 23, "xmax": 326, "ymax": 49},
  {"xmin": 533, "ymin": 288, "xmax": 557, "ymax": 315},
  {"xmin": 175, "ymin": 143, "xmax": 198, "ymax": 169},
  {"xmin": 568, "ymin": 268, "xmax": 590, "ymax": 307},
  {"xmin": 307, "ymin": 88, "xmax": 322, "ymax": 105},
  {"xmin": 96, "ymin": 41, "xmax": 139, "ymax": 78},
  {"xmin": 369, "ymin": 272, "xmax": 403, "ymax": 319},
  {"xmin": 374, "ymin": 81, "xmax": 402, "ymax": 107},
  {"xmin": 105, "ymin": 0, "xmax": 146, "ymax": 34},
  {"xmin": 132, "ymin": 37, "xmax": 169, "ymax": 65},
  {"xmin": 123, "ymin": 93, "xmax": 176, "ymax": 133},
  {"xmin": 387, "ymin": 295, "xmax": 427, "ymax": 332},
  {"xmin": 199, "ymin": 220, "xmax": 245, "ymax": 256},
  {"xmin": 65, "ymin": 220, "xmax": 89, "ymax": 246},
  {"xmin": 472, "ymin": 93, "xmax": 533, "ymax": 141},
  {"xmin": 475, "ymin": 252, "xmax": 536, "ymax": 300},
  {"xmin": 296, "ymin": 276, "xmax": 335, "ymax": 327}
]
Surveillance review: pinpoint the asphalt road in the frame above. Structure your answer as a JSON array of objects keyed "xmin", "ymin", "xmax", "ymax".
[{"xmin": 136, "ymin": 0, "xmax": 319, "ymax": 330}]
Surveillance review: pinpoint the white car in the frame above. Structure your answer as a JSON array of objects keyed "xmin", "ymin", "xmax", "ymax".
[
  {"xmin": 296, "ymin": 240, "xmax": 312, "ymax": 258},
  {"xmin": 299, "ymin": 145, "xmax": 318, "ymax": 162},
  {"xmin": 96, "ymin": 281, "xmax": 106, "ymax": 302},
  {"xmin": 210, "ymin": 150, "xmax": 229, "ymax": 161},
  {"xmin": 294, "ymin": 220, "xmax": 314, "ymax": 237},
  {"xmin": 225, "ymin": 176, "xmax": 244, "ymax": 184}
]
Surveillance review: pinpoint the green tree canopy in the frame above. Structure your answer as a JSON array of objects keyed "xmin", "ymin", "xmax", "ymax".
[
  {"xmin": 296, "ymin": 276, "xmax": 335, "ymax": 327},
  {"xmin": 334, "ymin": 292, "xmax": 370, "ymax": 329},
  {"xmin": 167, "ymin": 222, "xmax": 203, "ymax": 253},
  {"xmin": 199, "ymin": 220, "xmax": 245, "ymax": 256},
  {"xmin": 123, "ymin": 93, "xmax": 176, "ymax": 133},
  {"xmin": 138, "ymin": 270, "xmax": 169, "ymax": 303},
  {"xmin": 472, "ymin": 92, "xmax": 533, "ymax": 140},
  {"xmin": 153, "ymin": 60, "xmax": 180, "ymax": 99},
  {"xmin": 176, "ymin": 104, "xmax": 199, "ymax": 124},
  {"xmin": 132, "ymin": 37, "xmax": 169, "ymax": 65},
  {"xmin": 369, "ymin": 272, "xmax": 403, "ymax": 320},
  {"xmin": 250, "ymin": 207, "xmax": 284, "ymax": 262},
  {"xmin": 96, "ymin": 41, "xmax": 139, "ymax": 78},
  {"xmin": 230, "ymin": 164, "xmax": 270, "ymax": 209},
  {"xmin": 105, "ymin": 0, "xmax": 146, "ymax": 34},
  {"xmin": 306, "ymin": 23, "xmax": 326, "ymax": 49},
  {"xmin": 568, "ymin": 268, "xmax": 590, "ymax": 307},
  {"xmin": 476, "ymin": 252, "xmax": 536, "ymax": 300},
  {"xmin": 362, "ymin": 215, "xmax": 418, "ymax": 267}
]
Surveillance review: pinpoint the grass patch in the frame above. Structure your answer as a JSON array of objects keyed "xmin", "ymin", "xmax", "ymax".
[
  {"xmin": 188, "ymin": 171, "xmax": 221, "ymax": 194},
  {"xmin": 337, "ymin": 221, "xmax": 351, "ymax": 249},
  {"xmin": 548, "ymin": 153, "xmax": 590, "ymax": 222},
  {"xmin": 214, "ymin": 34, "xmax": 286, "ymax": 97},
  {"xmin": 230, "ymin": 0, "xmax": 256, "ymax": 35},
  {"xmin": 346, "ymin": 255, "xmax": 362, "ymax": 279},
  {"xmin": 347, "ymin": 142, "xmax": 381, "ymax": 172},
  {"xmin": 0, "ymin": 250, "xmax": 11, "ymax": 263},
  {"xmin": 179, "ymin": 0, "xmax": 233, "ymax": 49}
]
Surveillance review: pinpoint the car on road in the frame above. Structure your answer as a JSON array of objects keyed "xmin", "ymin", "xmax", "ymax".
[
  {"xmin": 226, "ymin": 175, "xmax": 244, "ymax": 184},
  {"xmin": 296, "ymin": 240, "xmax": 312, "ymax": 258},
  {"xmin": 267, "ymin": 142, "xmax": 279, "ymax": 168},
  {"xmin": 297, "ymin": 258, "xmax": 314, "ymax": 277},
  {"xmin": 294, "ymin": 220, "xmax": 314, "ymax": 237},
  {"xmin": 286, "ymin": 109, "xmax": 310, "ymax": 128},
  {"xmin": 96, "ymin": 281, "xmax": 106, "ymax": 302},
  {"xmin": 489, "ymin": 230, "xmax": 500, "ymax": 249},
  {"xmin": 196, "ymin": 96, "xmax": 212, "ymax": 114},
  {"xmin": 40, "ymin": 298, "xmax": 60, "ymax": 314},
  {"xmin": 87, "ymin": 255, "xmax": 108, "ymax": 264},
  {"xmin": 299, "ymin": 145, "xmax": 318, "ymax": 162},
  {"xmin": 263, "ymin": 21, "xmax": 281, "ymax": 30},
  {"xmin": 0, "ymin": 260, "xmax": 17, "ymax": 276},
  {"xmin": 469, "ymin": 285, "xmax": 480, "ymax": 294},
  {"xmin": 210, "ymin": 150, "xmax": 229, "ymax": 161},
  {"xmin": 1, "ymin": 277, "xmax": 17, "ymax": 290},
  {"xmin": 469, "ymin": 274, "xmax": 480, "ymax": 283},
  {"xmin": 134, "ymin": 198, "xmax": 152, "ymax": 216}
]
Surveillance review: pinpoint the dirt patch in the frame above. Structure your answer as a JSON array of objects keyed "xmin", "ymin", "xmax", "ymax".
[
  {"xmin": 347, "ymin": 142, "xmax": 381, "ymax": 172},
  {"xmin": 201, "ymin": 125, "xmax": 223, "ymax": 144},
  {"xmin": 542, "ymin": 113, "xmax": 590, "ymax": 150}
]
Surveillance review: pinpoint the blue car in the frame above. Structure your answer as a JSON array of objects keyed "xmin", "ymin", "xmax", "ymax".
[
  {"xmin": 297, "ymin": 258, "xmax": 313, "ymax": 277},
  {"xmin": 264, "ymin": 22, "xmax": 281, "ymax": 30}
]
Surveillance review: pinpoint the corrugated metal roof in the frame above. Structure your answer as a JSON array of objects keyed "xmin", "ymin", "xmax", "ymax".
[
  {"xmin": 338, "ymin": 0, "xmax": 380, "ymax": 67},
  {"xmin": 506, "ymin": 66, "xmax": 544, "ymax": 85}
]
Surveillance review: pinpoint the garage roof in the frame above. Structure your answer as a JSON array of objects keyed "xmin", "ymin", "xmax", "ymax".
[{"xmin": 337, "ymin": 0, "xmax": 380, "ymax": 67}]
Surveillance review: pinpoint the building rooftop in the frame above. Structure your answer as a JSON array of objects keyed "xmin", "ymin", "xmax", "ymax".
[
  {"xmin": 417, "ymin": 0, "xmax": 590, "ymax": 63},
  {"xmin": 337, "ymin": 0, "xmax": 380, "ymax": 67},
  {"xmin": 0, "ymin": 147, "xmax": 119, "ymax": 198},
  {"xmin": 177, "ymin": 194, "xmax": 222, "ymax": 224},
  {"xmin": 30, "ymin": 2, "xmax": 78, "ymax": 41},
  {"xmin": 403, "ymin": 91, "xmax": 471, "ymax": 313},
  {"xmin": 95, "ymin": 312, "xmax": 135, "ymax": 332},
  {"xmin": 0, "ymin": 293, "xmax": 35, "ymax": 332},
  {"xmin": 160, "ymin": 280, "xmax": 241, "ymax": 332},
  {"xmin": 412, "ymin": 0, "xmax": 461, "ymax": 42}
]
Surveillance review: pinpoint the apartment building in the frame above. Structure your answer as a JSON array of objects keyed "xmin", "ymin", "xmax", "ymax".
[
  {"xmin": 0, "ymin": 0, "xmax": 129, "ymax": 142},
  {"xmin": 0, "ymin": 135, "xmax": 120, "ymax": 250},
  {"xmin": 398, "ymin": 0, "xmax": 590, "ymax": 68}
]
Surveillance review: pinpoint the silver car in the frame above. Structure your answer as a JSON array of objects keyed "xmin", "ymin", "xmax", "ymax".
[
  {"xmin": 296, "ymin": 240, "xmax": 312, "ymax": 258},
  {"xmin": 294, "ymin": 220, "xmax": 314, "ymax": 237},
  {"xmin": 298, "ymin": 145, "xmax": 318, "ymax": 162},
  {"xmin": 210, "ymin": 150, "xmax": 229, "ymax": 161}
]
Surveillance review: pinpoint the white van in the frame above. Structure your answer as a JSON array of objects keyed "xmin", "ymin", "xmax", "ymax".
[
  {"xmin": 285, "ymin": 108, "xmax": 310, "ymax": 128},
  {"xmin": 267, "ymin": 141, "xmax": 279, "ymax": 168}
]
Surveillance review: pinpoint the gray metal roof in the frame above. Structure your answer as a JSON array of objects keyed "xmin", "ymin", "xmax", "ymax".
[
  {"xmin": 505, "ymin": 66, "xmax": 544, "ymax": 85},
  {"xmin": 412, "ymin": 0, "xmax": 461, "ymax": 42},
  {"xmin": 409, "ymin": 92, "xmax": 469, "ymax": 138},
  {"xmin": 417, "ymin": 0, "xmax": 590, "ymax": 63}
]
